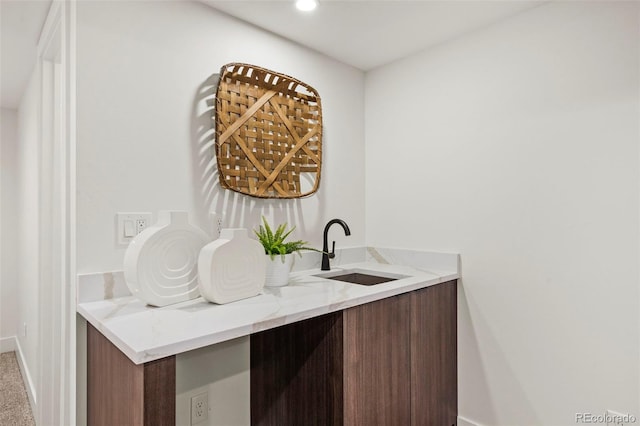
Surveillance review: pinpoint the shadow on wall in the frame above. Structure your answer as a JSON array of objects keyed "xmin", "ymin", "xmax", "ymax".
[
  {"xmin": 190, "ymin": 72, "xmax": 219, "ymax": 226},
  {"xmin": 189, "ymin": 73, "xmax": 325, "ymax": 236}
]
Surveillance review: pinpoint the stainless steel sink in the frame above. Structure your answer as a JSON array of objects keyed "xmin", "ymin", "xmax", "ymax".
[{"xmin": 314, "ymin": 269, "xmax": 409, "ymax": 286}]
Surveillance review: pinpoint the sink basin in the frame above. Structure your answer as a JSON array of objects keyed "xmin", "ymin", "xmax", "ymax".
[{"xmin": 314, "ymin": 268, "xmax": 409, "ymax": 286}]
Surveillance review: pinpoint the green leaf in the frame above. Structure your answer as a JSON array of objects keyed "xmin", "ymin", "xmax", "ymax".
[
  {"xmin": 263, "ymin": 217, "xmax": 273, "ymax": 243},
  {"xmin": 253, "ymin": 216, "xmax": 320, "ymax": 257}
]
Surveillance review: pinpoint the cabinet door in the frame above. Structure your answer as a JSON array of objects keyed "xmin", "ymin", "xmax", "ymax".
[
  {"xmin": 87, "ymin": 324, "xmax": 176, "ymax": 426},
  {"xmin": 343, "ymin": 294, "xmax": 412, "ymax": 426},
  {"xmin": 411, "ymin": 281, "xmax": 457, "ymax": 426},
  {"xmin": 250, "ymin": 312, "xmax": 344, "ymax": 426}
]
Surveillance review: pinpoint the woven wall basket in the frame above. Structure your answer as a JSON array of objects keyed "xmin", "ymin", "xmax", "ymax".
[{"xmin": 215, "ymin": 63, "xmax": 322, "ymax": 198}]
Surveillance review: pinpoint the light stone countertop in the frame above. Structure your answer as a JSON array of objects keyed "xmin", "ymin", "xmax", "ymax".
[{"xmin": 77, "ymin": 249, "xmax": 460, "ymax": 365}]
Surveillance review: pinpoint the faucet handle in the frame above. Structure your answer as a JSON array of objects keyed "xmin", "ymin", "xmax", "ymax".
[{"xmin": 329, "ymin": 241, "xmax": 336, "ymax": 259}]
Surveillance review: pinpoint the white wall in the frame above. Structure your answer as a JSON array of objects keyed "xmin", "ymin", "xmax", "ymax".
[
  {"xmin": 16, "ymin": 69, "xmax": 41, "ymax": 405},
  {"xmin": 76, "ymin": 0, "xmax": 365, "ymax": 275},
  {"xmin": 75, "ymin": 2, "xmax": 365, "ymax": 424},
  {"xmin": 365, "ymin": 2, "xmax": 639, "ymax": 425},
  {"xmin": 0, "ymin": 107, "xmax": 18, "ymax": 346},
  {"xmin": 176, "ymin": 338, "xmax": 251, "ymax": 426}
]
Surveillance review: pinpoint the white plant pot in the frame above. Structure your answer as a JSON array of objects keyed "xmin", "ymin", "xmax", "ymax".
[{"xmin": 265, "ymin": 254, "xmax": 294, "ymax": 287}]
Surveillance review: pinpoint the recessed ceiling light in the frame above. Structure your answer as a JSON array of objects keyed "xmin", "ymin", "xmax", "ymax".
[{"xmin": 296, "ymin": 0, "xmax": 318, "ymax": 12}]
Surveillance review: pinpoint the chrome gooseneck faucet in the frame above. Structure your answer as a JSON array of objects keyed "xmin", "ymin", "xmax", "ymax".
[{"xmin": 321, "ymin": 219, "xmax": 351, "ymax": 271}]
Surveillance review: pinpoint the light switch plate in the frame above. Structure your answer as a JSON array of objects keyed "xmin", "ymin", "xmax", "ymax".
[{"xmin": 116, "ymin": 212, "xmax": 152, "ymax": 245}]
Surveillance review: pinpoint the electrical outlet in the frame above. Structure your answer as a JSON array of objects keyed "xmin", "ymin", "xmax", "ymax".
[
  {"xmin": 190, "ymin": 392, "xmax": 208, "ymax": 425},
  {"xmin": 209, "ymin": 212, "xmax": 225, "ymax": 239},
  {"xmin": 116, "ymin": 212, "xmax": 152, "ymax": 245},
  {"xmin": 136, "ymin": 218, "xmax": 148, "ymax": 234}
]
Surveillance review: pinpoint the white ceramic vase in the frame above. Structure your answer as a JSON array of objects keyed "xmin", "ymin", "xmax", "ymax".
[
  {"xmin": 265, "ymin": 254, "xmax": 294, "ymax": 287},
  {"xmin": 123, "ymin": 211, "xmax": 210, "ymax": 307},
  {"xmin": 198, "ymin": 228, "xmax": 266, "ymax": 304}
]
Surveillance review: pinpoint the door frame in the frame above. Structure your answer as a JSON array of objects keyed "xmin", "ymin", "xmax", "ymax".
[{"xmin": 36, "ymin": 1, "xmax": 76, "ymax": 424}]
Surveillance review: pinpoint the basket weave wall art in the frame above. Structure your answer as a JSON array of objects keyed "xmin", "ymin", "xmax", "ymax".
[{"xmin": 215, "ymin": 63, "xmax": 323, "ymax": 198}]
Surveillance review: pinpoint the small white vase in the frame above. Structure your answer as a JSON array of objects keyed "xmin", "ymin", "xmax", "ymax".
[
  {"xmin": 198, "ymin": 228, "xmax": 266, "ymax": 304},
  {"xmin": 265, "ymin": 254, "xmax": 294, "ymax": 287}
]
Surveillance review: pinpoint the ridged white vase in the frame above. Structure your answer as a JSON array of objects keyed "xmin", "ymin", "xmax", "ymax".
[
  {"xmin": 265, "ymin": 254, "xmax": 294, "ymax": 287},
  {"xmin": 123, "ymin": 211, "xmax": 210, "ymax": 307}
]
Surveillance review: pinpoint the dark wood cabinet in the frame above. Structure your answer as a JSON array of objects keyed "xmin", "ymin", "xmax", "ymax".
[
  {"xmin": 87, "ymin": 324, "xmax": 176, "ymax": 426},
  {"xmin": 86, "ymin": 281, "xmax": 456, "ymax": 426},
  {"xmin": 250, "ymin": 280, "xmax": 457, "ymax": 426},
  {"xmin": 250, "ymin": 312, "xmax": 345, "ymax": 425},
  {"xmin": 411, "ymin": 281, "xmax": 457, "ymax": 426},
  {"xmin": 343, "ymin": 293, "xmax": 412, "ymax": 426}
]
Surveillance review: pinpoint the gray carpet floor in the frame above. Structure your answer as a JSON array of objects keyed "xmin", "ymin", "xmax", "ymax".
[{"xmin": 0, "ymin": 352, "xmax": 35, "ymax": 426}]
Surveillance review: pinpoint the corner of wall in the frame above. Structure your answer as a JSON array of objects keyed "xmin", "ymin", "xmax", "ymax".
[
  {"xmin": 15, "ymin": 336, "xmax": 37, "ymax": 417},
  {"xmin": 458, "ymin": 416, "xmax": 484, "ymax": 426},
  {"xmin": 0, "ymin": 335, "xmax": 17, "ymax": 353}
]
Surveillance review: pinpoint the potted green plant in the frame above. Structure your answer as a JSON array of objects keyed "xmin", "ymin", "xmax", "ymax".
[{"xmin": 254, "ymin": 216, "xmax": 318, "ymax": 287}]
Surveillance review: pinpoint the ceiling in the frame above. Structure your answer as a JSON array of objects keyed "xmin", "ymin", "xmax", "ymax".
[
  {"xmin": 204, "ymin": 0, "xmax": 544, "ymax": 71},
  {"xmin": 0, "ymin": 0, "xmax": 544, "ymax": 109}
]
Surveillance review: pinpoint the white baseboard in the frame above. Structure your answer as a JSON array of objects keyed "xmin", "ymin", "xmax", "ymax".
[
  {"xmin": 0, "ymin": 335, "xmax": 17, "ymax": 353},
  {"xmin": 458, "ymin": 415, "xmax": 484, "ymax": 426},
  {"xmin": 15, "ymin": 338, "xmax": 37, "ymax": 414}
]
